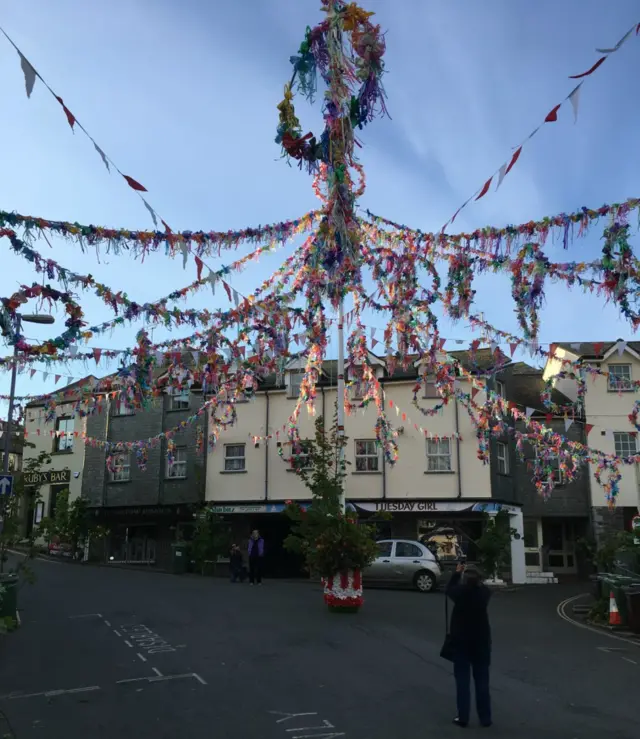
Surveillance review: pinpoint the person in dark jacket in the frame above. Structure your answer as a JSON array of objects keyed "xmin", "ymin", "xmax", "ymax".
[
  {"xmin": 229, "ymin": 544, "xmax": 244, "ymax": 583},
  {"xmin": 248, "ymin": 530, "xmax": 265, "ymax": 585},
  {"xmin": 446, "ymin": 563, "xmax": 492, "ymax": 728}
]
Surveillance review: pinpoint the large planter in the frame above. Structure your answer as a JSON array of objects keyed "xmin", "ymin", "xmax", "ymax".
[{"xmin": 322, "ymin": 569, "xmax": 363, "ymax": 613}]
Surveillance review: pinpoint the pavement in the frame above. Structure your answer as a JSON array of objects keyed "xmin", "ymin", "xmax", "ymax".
[{"xmin": 0, "ymin": 558, "xmax": 638, "ymax": 739}]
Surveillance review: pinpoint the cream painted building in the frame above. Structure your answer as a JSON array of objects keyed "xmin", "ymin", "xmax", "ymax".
[
  {"xmin": 206, "ymin": 353, "xmax": 526, "ymax": 583},
  {"xmin": 23, "ymin": 377, "xmax": 96, "ymax": 531},
  {"xmin": 544, "ymin": 340, "xmax": 640, "ymax": 536}
]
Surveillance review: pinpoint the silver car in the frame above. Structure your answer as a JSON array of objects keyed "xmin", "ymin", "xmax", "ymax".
[{"xmin": 364, "ymin": 539, "xmax": 441, "ymax": 593}]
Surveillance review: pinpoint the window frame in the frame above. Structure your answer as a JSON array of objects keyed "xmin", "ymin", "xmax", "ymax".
[
  {"xmin": 354, "ymin": 439, "xmax": 380, "ymax": 472},
  {"xmin": 534, "ymin": 449, "xmax": 564, "ymax": 485},
  {"xmin": 608, "ymin": 363, "xmax": 633, "ymax": 392},
  {"xmin": 376, "ymin": 541, "xmax": 393, "ymax": 558},
  {"xmin": 290, "ymin": 441, "xmax": 312, "ymax": 471},
  {"xmin": 166, "ymin": 446, "xmax": 187, "ymax": 479},
  {"xmin": 495, "ymin": 379, "xmax": 506, "ymax": 398},
  {"xmin": 110, "ymin": 452, "xmax": 131, "ymax": 482},
  {"xmin": 496, "ymin": 441, "xmax": 509, "ymax": 475},
  {"xmin": 394, "ymin": 541, "xmax": 423, "ymax": 559},
  {"xmin": 422, "ymin": 375, "xmax": 440, "ymax": 399},
  {"xmin": 54, "ymin": 416, "xmax": 74, "ymax": 453},
  {"xmin": 288, "ymin": 370, "xmax": 304, "ymax": 399},
  {"xmin": 349, "ymin": 366, "xmax": 365, "ymax": 400},
  {"xmin": 613, "ymin": 431, "xmax": 638, "ymax": 458},
  {"xmin": 113, "ymin": 398, "xmax": 135, "ymax": 417},
  {"xmin": 224, "ymin": 443, "xmax": 246, "ymax": 472},
  {"xmin": 425, "ymin": 438, "xmax": 452, "ymax": 472},
  {"xmin": 169, "ymin": 390, "xmax": 190, "ymax": 411}
]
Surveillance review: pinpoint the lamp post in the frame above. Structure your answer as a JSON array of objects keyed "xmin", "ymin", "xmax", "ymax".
[{"xmin": 2, "ymin": 313, "xmax": 55, "ymax": 475}]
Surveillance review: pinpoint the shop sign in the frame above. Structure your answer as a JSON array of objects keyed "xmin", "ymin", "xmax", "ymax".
[
  {"xmin": 95, "ymin": 506, "xmax": 186, "ymax": 519},
  {"xmin": 208, "ymin": 503, "xmax": 311, "ymax": 515},
  {"xmin": 24, "ymin": 469, "xmax": 71, "ymax": 486},
  {"xmin": 355, "ymin": 500, "xmax": 519, "ymax": 514}
]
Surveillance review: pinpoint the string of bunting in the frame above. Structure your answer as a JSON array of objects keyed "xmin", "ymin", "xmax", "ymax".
[{"xmin": 438, "ymin": 21, "xmax": 640, "ymax": 232}]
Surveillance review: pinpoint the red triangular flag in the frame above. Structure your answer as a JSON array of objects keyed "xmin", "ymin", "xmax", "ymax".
[
  {"xmin": 569, "ymin": 56, "xmax": 606, "ymax": 80},
  {"xmin": 509, "ymin": 342, "xmax": 518, "ymax": 357},
  {"xmin": 475, "ymin": 177, "xmax": 493, "ymax": 201},
  {"xmin": 161, "ymin": 220, "xmax": 172, "ymax": 233},
  {"xmin": 54, "ymin": 374, "xmax": 61, "ymax": 384},
  {"xmin": 388, "ymin": 400, "xmax": 394, "ymax": 408},
  {"xmin": 93, "ymin": 348, "xmax": 102, "ymax": 364},
  {"xmin": 29, "ymin": 369, "xmax": 36, "ymax": 378},
  {"xmin": 471, "ymin": 339, "xmax": 481, "ymax": 352},
  {"xmin": 223, "ymin": 281, "xmax": 232, "ymax": 302},
  {"xmin": 472, "ymin": 387, "xmax": 480, "ymax": 399},
  {"xmin": 545, "ymin": 104, "xmax": 561, "ymax": 122},
  {"xmin": 585, "ymin": 424, "xmax": 594, "ymax": 435},
  {"xmin": 504, "ymin": 146, "xmax": 522, "ymax": 175},
  {"xmin": 55, "ymin": 96, "xmax": 76, "ymax": 129},
  {"xmin": 195, "ymin": 256, "xmax": 204, "ymax": 281},
  {"xmin": 438, "ymin": 338, "xmax": 446, "ymax": 350},
  {"xmin": 123, "ymin": 175, "xmax": 148, "ymax": 192},
  {"xmin": 545, "ymin": 413, "xmax": 553, "ymax": 425},
  {"xmin": 593, "ymin": 342, "xmax": 604, "ymax": 356}
]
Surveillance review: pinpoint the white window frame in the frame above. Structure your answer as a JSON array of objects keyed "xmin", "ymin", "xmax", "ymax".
[
  {"xmin": 608, "ymin": 364, "xmax": 633, "ymax": 392},
  {"xmin": 224, "ymin": 443, "xmax": 246, "ymax": 472},
  {"xmin": 290, "ymin": 442, "xmax": 312, "ymax": 471},
  {"xmin": 114, "ymin": 398, "xmax": 135, "ymax": 416},
  {"xmin": 166, "ymin": 446, "xmax": 187, "ymax": 479},
  {"xmin": 426, "ymin": 438, "xmax": 452, "ymax": 472},
  {"xmin": 534, "ymin": 449, "xmax": 564, "ymax": 484},
  {"xmin": 288, "ymin": 371, "xmax": 304, "ymax": 399},
  {"xmin": 613, "ymin": 431, "xmax": 637, "ymax": 458},
  {"xmin": 495, "ymin": 379, "xmax": 506, "ymax": 398},
  {"xmin": 496, "ymin": 441, "xmax": 509, "ymax": 474},
  {"xmin": 355, "ymin": 439, "xmax": 380, "ymax": 472},
  {"xmin": 110, "ymin": 452, "xmax": 131, "ymax": 482},
  {"xmin": 169, "ymin": 390, "xmax": 190, "ymax": 411},
  {"xmin": 55, "ymin": 416, "xmax": 74, "ymax": 452}
]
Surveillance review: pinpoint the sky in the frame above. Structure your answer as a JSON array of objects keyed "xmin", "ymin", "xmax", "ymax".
[{"xmin": 1, "ymin": 0, "xmax": 640, "ymax": 414}]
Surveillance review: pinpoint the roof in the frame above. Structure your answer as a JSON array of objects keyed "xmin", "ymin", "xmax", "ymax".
[
  {"xmin": 506, "ymin": 366, "xmax": 572, "ymax": 415},
  {"xmin": 554, "ymin": 341, "xmax": 640, "ymax": 359},
  {"xmin": 25, "ymin": 375, "xmax": 98, "ymax": 408}
]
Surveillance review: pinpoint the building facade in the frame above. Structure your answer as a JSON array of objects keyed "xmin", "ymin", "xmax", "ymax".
[
  {"xmin": 81, "ymin": 387, "xmax": 207, "ymax": 568},
  {"xmin": 205, "ymin": 352, "xmax": 525, "ymax": 583},
  {"xmin": 544, "ymin": 340, "xmax": 640, "ymax": 542},
  {"xmin": 491, "ymin": 362, "xmax": 592, "ymax": 581},
  {"xmin": 0, "ymin": 419, "xmax": 24, "ymax": 472}
]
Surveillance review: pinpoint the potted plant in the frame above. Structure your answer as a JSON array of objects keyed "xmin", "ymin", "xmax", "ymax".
[{"xmin": 284, "ymin": 412, "xmax": 379, "ymax": 612}]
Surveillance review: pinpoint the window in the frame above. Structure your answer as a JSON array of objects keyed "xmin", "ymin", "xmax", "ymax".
[
  {"xmin": 224, "ymin": 444, "xmax": 246, "ymax": 472},
  {"xmin": 55, "ymin": 417, "xmax": 74, "ymax": 452},
  {"xmin": 608, "ymin": 364, "xmax": 633, "ymax": 391},
  {"xmin": 288, "ymin": 371, "xmax": 304, "ymax": 398},
  {"xmin": 114, "ymin": 398, "xmax": 134, "ymax": 416},
  {"xmin": 426, "ymin": 438, "xmax": 452, "ymax": 472},
  {"xmin": 110, "ymin": 452, "xmax": 131, "ymax": 482},
  {"xmin": 495, "ymin": 379, "xmax": 506, "ymax": 398},
  {"xmin": 355, "ymin": 439, "xmax": 379, "ymax": 472},
  {"xmin": 394, "ymin": 542, "xmax": 423, "ymax": 558},
  {"xmin": 614, "ymin": 432, "xmax": 637, "ymax": 458},
  {"xmin": 350, "ymin": 367, "xmax": 365, "ymax": 399},
  {"xmin": 376, "ymin": 541, "xmax": 392, "ymax": 557},
  {"xmin": 290, "ymin": 442, "xmax": 312, "ymax": 471},
  {"xmin": 496, "ymin": 442, "xmax": 509, "ymax": 474},
  {"xmin": 423, "ymin": 375, "xmax": 440, "ymax": 399},
  {"xmin": 535, "ymin": 450, "xmax": 564, "ymax": 484},
  {"xmin": 166, "ymin": 447, "xmax": 187, "ymax": 478},
  {"xmin": 169, "ymin": 390, "xmax": 190, "ymax": 411}
]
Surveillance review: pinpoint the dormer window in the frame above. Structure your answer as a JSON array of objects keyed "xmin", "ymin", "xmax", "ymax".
[
  {"xmin": 288, "ymin": 370, "xmax": 304, "ymax": 399},
  {"xmin": 608, "ymin": 364, "xmax": 633, "ymax": 392}
]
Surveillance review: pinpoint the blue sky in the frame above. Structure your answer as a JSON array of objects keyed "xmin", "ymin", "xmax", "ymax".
[{"xmin": 1, "ymin": 0, "xmax": 640, "ymax": 411}]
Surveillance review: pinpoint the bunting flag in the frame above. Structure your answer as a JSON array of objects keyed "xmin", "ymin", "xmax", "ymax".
[{"xmin": 439, "ymin": 19, "xmax": 638, "ymax": 232}]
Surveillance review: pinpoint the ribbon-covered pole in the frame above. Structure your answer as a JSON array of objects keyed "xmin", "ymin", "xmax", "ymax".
[{"xmin": 337, "ymin": 298, "xmax": 346, "ymax": 511}]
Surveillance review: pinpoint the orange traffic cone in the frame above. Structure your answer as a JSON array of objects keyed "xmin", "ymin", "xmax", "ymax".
[{"xmin": 609, "ymin": 590, "xmax": 622, "ymax": 626}]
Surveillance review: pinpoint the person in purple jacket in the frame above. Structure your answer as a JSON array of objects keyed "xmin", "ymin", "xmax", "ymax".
[{"xmin": 248, "ymin": 529, "xmax": 265, "ymax": 585}]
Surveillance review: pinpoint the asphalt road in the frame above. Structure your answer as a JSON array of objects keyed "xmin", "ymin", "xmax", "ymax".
[{"xmin": 0, "ymin": 558, "xmax": 638, "ymax": 739}]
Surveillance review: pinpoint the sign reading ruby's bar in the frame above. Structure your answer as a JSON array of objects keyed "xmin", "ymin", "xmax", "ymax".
[{"xmin": 24, "ymin": 469, "xmax": 71, "ymax": 486}]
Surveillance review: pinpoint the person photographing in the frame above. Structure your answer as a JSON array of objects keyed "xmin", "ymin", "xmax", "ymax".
[{"xmin": 445, "ymin": 562, "xmax": 493, "ymax": 728}]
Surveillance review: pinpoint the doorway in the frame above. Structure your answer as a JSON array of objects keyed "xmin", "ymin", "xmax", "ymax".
[
  {"xmin": 542, "ymin": 519, "xmax": 577, "ymax": 574},
  {"xmin": 524, "ymin": 518, "xmax": 542, "ymax": 572}
]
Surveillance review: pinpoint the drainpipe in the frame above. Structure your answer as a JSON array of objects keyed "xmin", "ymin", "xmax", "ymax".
[
  {"xmin": 382, "ymin": 447, "xmax": 387, "ymax": 500},
  {"xmin": 454, "ymin": 395, "xmax": 462, "ymax": 499},
  {"xmin": 264, "ymin": 391, "xmax": 270, "ymax": 501}
]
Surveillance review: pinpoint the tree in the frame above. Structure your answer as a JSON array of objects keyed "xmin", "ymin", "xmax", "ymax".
[
  {"xmin": 191, "ymin": 508, "xmax": 230, "ymax": 575},
  {"xmin": 476, "ymin": 509, "xmax": 517, "ymax": 581},
  {"xmin": 39, "ymin": 491, "xmax": 108, "ymax": 558},
  {"xmin": 284, "ymin": 412, "xmax": 379, "ymax": 579}
]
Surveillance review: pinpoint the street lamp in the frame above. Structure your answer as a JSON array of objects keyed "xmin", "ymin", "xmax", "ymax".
[{"xmin": 2, "ymin": 313, "xmax": 55, "ymax": 475}]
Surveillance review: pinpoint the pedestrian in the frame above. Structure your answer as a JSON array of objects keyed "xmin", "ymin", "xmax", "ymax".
[
  {"xmin": 229, "ymin": 544, "xmax": 244, "ymax": 583},
  {"xmin": 248, "ymin": 529, "xmax": 265, "ymax": 585},
  {"xmin": 445, "ymin": 563, "xmax": 492, "ymax": 728}
]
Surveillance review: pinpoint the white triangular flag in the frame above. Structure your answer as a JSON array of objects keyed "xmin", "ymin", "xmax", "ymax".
[
  {"xmin": 525, "ymin": 407, "xmax": 535, "ymax": 418},
  {"xmin": 617, "ymin": 341, "xmax": 627, "ymax": 356},
  {"xmin": 568, "ymin": 83, "xmax": 582, "ymax": 123},
  {"xmin": 596, "ymin": 27, "xmax": 634, "ymax": 54},
  {"xmin": 142, "ymin": 199, "xmax": 158, "ymax": 229},
  {"xmin": 604, "ymin": 429, "xmax": 614, "ymax": 441},
  {"xmin": 19, "ymin": 52, "xmax": 36, "ymax": 97},
  {"xmin": 181, "ymin": 241, "xmax": 189, "ymax": 269},
  {"xmin": 564, "ymin": 418, "xmax": 573, "ymax": 432},
  {"xmin": 68, "ymin": 344, "xmax": 78, "ymax": 358},
  {"xmin": 496, "ymin": 163, "xmax": 508, "ymax": 190},
  {"xmin": 94, "ymin": 143, "xmax": 110, "ymax": 172},
  {"xmin": 191, "ymin": 351, "xmax": 200, "ymax": 366},
  {"xmin": 42, "ymin": 372, "xmax": 49, "ymax": 382},
  {"xmin": 209, "ymin": 272, "xmax": 217, "ymax": 296}
]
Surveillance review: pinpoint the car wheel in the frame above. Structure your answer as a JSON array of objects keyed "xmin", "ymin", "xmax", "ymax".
[{"xmin": 414, "ymin": 570, "xmax": 436, "ymax": 593}]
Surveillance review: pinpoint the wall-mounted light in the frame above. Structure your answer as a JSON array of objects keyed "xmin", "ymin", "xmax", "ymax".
[{"xmin": 397, "ymin": 426, "xmax": 405, "ymax": 435}]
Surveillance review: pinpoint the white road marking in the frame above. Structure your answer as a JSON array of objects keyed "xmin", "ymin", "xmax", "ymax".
[
  {"xmin": 192, "ymin": 672, "xmax": 207, "ymax": 685},
  {"xmin": 557, "ymin": 594, "xmax": 640, "ymax": 649},
  {"xmin": 0, "ymin": 685, "xmax": 101, "ymax": 701},
  {"xmin": 287, "ymin": 720, "xmax": 335, "ymax": 732},
  {"xmin": 69, "ymin": 613, "xmax": 102, "ymax": 619},
  {"xmin": 623, "ymin": 657, "xmax": 638, "ymax": 665},
  {"xmin": 152, "ymin": 667, "xmax": 163, "ymax": 677},
  {"xmin": 124, "ymin": 640, "xmax": 133, "ymax": 648},
  {"xmin": 136, "ymin": 653, "xmax": 147, "ymax": 662},
  {"xmin": 148, "ymin": 673, "xmax": 198, "ymax": 684},
  {"xmin": 116, "ymin": 673, "xmax": 204, "ymax": 686},
  {"xmin": 103, "ymin": 619, "xmax": 111, "ymax": 627},
  {"xmin": 15, "ymin": 610, "xmax": 21, "ymax": 627},
  {"xmin": 270, "ymin": 712, "xmax": 318, "ymax": 723},
  {"xmin": 113, "ymin": 629, "xmax": 122, "ymax": 637}
]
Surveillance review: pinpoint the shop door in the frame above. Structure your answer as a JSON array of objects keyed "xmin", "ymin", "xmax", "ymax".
[
  {"xmin": 523, "ymin": 518, "xmax": 542, "ymax": 572},
  {"xmin": 542, "ymin": 519, "xmax": 577, "ymax": 574}
]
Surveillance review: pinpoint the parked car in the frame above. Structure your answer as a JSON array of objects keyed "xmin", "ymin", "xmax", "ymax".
[{"xmin": 364, "ymin": 539, "xmax": 442, "ymax": 592}]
